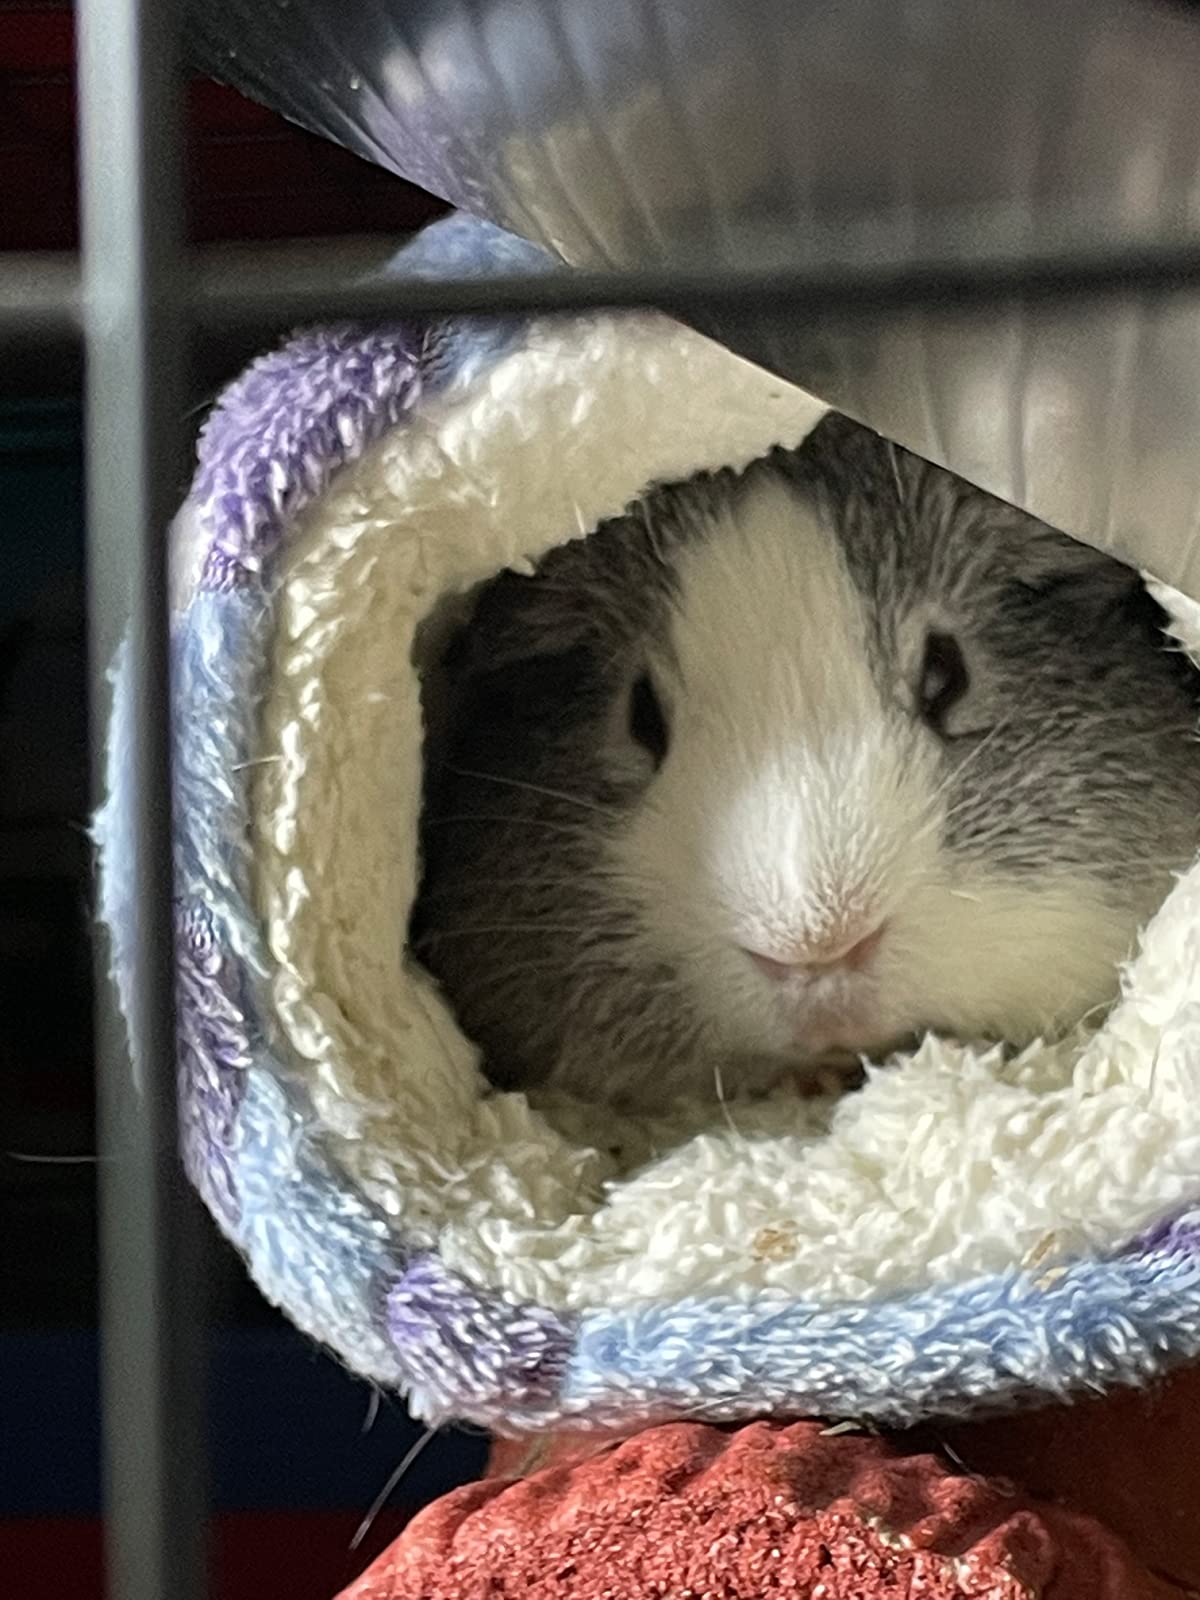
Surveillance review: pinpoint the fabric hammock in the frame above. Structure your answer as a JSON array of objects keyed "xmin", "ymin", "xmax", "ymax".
[{"xmin": 97, "ymin": 211, "xmax": 1200, "ymax": 1435}]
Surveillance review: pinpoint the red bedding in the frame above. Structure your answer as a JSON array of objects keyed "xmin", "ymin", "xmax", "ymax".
[{"xmin": 341, "ymin": 1419, "xmax": 1180, "ymax": 1599}]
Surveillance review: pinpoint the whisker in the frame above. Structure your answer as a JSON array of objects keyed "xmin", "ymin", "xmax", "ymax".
[
  {"xmin": 5, "ymin": 1150, "xmax": 103, "ymax": 1165},
  {"xmin": 887, "ymin": 439, "xmax": 907, "ymax": 504},
  {"xmin": 932, "ymin": 703, "xmax": 1026, "ymax": 797},
  {"xmin": 414, "ymin": 952, "xmax": 620, "ymax": 976},
  {"xmin": 423, "ymin": 813, "xmax": 589, "ymax": 840},
  {"xmin": 349, "ymin": 1428, "xmax": 437, "ymax": 1553},
  {"xmin": 232, "ymin": 754, "xmax": 284, "ymax": 772},
  {"xmin": 418, "ymin": 865, "xmax": 654, "ymax": 898},
  {"xmin": 639, "ymin": 498, "xmax": 676, "ymax": 569},
  {"xmin": 712, "ymin": 1062, "xmax": 747, "ymax": 1143},
  {"xmin": 907, "ymin": 712, "xmax": 1027, "ymax": 846},
  {"xmin": 422, "ymin": 923, "xmax": 602, "ymax": 939},
  {"xmin": 361, "ymin": 1388, "xmax": 381, "ymax": 1434},
  {"xmin": 1073, "ymin": 995, "xmax": 1120, "ymax": 1030},
  {"xmin": 441, "ymin": 764, "xmax": 611, "ymax": 817},
  {"xmin": 909, "ymin": 700, "xmax": 1193, "ymax": 845},
  {"xmin": 1089, "ymin": 855, "xmax": 1193, "ymax": 871}
]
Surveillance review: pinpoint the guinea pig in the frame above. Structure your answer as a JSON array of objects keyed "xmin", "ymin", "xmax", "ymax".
[{"xmin": 413, "ymin": 413, "xmax": 1200, "ymax": 1108}]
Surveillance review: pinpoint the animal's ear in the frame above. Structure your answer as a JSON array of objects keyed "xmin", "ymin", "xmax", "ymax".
[
  {"xmin": 445, "ymin": 567, "xmax": 595, "ymax": 686},
  {"xmin": 1006, "ymin": 532, "xmax": 1195, "ymax": 671},
  {"xmin": 1008, "ymin": 528, "xmax": 1145, "ymax": 620}
]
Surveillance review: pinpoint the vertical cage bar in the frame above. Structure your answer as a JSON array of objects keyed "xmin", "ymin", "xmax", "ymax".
[{"xmin": 77, "ymin": 0, "xmax": 210, "ymax": 1594}]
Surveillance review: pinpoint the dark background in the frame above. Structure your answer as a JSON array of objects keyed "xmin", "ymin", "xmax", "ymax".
[{"xmin": 0, "ymin": 4, "xmax": 487, "ymax": 1596}]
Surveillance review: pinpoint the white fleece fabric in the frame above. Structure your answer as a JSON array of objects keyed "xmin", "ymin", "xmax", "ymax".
[{"xmin": 251, "ymin": 309, "xmax": 1200, "ymax": 1315}]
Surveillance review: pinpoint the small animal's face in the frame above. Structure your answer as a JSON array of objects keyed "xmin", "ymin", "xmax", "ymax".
[{"xmin": 417, "ymin": 418, "xmax": 1200, "ymax": 1105}]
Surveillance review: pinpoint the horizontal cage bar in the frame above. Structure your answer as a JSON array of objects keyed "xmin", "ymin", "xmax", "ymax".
[{"xmin": 4, "ymin": 228, "xmax": 1200, "ymax": 349}]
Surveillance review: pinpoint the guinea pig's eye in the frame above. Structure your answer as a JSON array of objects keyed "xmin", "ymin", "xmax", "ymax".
[
  {"xmin": 628, "ymin": 672, "xmax": 670, "ymax": 768},
  {"xmin": 918, "ymin": 632, "xmax": 969, "ymax": 735}
]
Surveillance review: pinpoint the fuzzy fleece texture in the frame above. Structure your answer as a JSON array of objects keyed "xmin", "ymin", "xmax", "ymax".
[{"xmin": 97, "ymin": 211, "xmax": 1200, "ymax": 1433}]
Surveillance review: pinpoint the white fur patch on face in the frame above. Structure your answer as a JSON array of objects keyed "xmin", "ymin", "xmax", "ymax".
[{"xmin": 614, "ymin": 481, "xmax": 931, "ymax": 1070}]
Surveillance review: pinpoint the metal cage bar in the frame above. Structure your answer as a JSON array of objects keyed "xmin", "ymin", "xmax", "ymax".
[
  {"xmin": 10, "ymin": 229, "xmax": 1200, "ymax": 346},
  {"xmin": 78, "ymin": 0, "xmax": 211, "ymax": 1596}
]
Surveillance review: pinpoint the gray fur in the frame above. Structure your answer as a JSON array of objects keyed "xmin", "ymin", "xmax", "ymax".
[{"xmin": 413, "ymin": 414, "xmax": 1200, "ymax": 1101}]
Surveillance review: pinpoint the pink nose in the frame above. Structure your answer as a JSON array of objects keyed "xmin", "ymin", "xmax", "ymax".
[{"xmin": 744, "ymin": 923, "xmax": 886, "ymax": 981}]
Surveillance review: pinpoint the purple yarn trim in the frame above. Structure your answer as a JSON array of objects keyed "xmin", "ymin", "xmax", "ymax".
[
  {"xmin": 1130, "ymin": 1209, "xmax": 1200, "ymax": 1257},
  {"xmin": 170, "ymin": 320, "xmax": 428, "ymax": 1214},
  {"xmin": 175, "ymin": 897, "xmax": 251, "ymax": 1226},
  {"xmin": 190, "ymin": 323, "xmax": 425, "ymax": 590},
  {"xmin": 387, "ymin": 1254, "xmax": 575, "ymax": 1412},
  {"xmin": 200, "ymin": 548, "xmax": 255, "ymax": 594}
]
